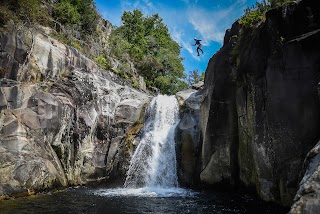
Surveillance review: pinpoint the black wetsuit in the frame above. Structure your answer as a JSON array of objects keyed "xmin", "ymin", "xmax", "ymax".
[{"xmin": 194, "ymin": 39, "xmax": 203, "ymax": 56}]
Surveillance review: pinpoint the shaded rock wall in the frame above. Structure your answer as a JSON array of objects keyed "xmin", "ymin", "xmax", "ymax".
[
  {"xmin": 200, "ymin": 0, "xmax": 320, "ymax": 206},
  {"xmin": 200, "ymin": 24, "xmax": 240, "ymax": 187},
  {"xmin": 0, "ymin": 24, "xmax": 150, "ymax": 197},
  {"xmin": 176, "ymin": 88, "xmax": 204, "ymax": 187}
]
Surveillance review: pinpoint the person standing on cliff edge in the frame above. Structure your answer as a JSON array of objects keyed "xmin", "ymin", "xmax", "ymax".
[{"xmin": 192, "ymin": 38, "xmax": 204, "ymax": 56}]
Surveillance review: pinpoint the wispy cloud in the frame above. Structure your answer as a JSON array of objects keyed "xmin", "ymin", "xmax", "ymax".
[
  {"xmin": 121, "ymin": 0, "xmax": 154, "ymax": 15},
  {"xmin": 142, "ymin": 0, "xmax": 155, "ymax": 9},
  {"xmin": 180, "ymin": 0, "xmax": 200, "ymax": 5},
  {"xmin": 171, "ymin": 29, "xmax": 193, "ymax": 54},
  {"xmin": 188, "ymin": 0, "xmax": 246, "ymax": 44},
  {"xmin": 188, "ymin": 8, "xmax": 228, "ymax": 44},
  {"xmin": 121, "ymin": 0, "xmax": 138, "ymax": 10},
  {"xmin": 171, "ymin": 28, "xmax": 201, "ymax": 60}
]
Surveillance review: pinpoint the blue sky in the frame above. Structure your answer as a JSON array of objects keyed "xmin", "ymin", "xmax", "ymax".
[{"xmin": 94, "ymin": 0, "xmax": 259, "ymax": 75}]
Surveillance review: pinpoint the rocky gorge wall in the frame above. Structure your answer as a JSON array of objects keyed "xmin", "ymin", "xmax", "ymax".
[
  {"xmin": 199, "ymin": 0, "xmax": 320, "ymax": 209},
  {"xmin": 0, "ymin": 24, "xmax": 150, "ymax": 198}
]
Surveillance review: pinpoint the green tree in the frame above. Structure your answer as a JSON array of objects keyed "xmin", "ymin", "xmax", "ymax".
[
  {"xmin": 54, "ymin": 1, "xmax": 81, "ymax": 25},
  {"xmin": 200, "ymin": 72, "xmax": 205, "ymax": 82},
  {"xmin": 21, "ymin": 0, "xmax": 41, "ymax": 22},
  {"xmin": 187, "ymin": 69, "xmax": 202, "ymax": 85},
  {"xmin": 53, "ymin": 0, "xmax": 98, "ymax": 33},
  {"xmin": 239, "ymin": 1, "xmax": 270, "ymax": 27},
  {"xmin": 110, "ymin": 10, "xmax": 187, "ymax": 94},
  {"xmin": 75, "ymin": 0, "xmax": 99, "ymax": 33},
  {"xmin": 4, "ymin": 0, "xmax": 41, "ymax": 23}
]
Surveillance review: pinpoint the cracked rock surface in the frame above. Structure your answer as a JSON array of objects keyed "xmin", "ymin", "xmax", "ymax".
[{"xmin": 0, "ymin": 24, "xmax": 150, "ymax": 196}]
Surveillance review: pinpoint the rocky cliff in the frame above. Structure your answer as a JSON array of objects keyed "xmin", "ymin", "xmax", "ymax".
[
  {"xmin": 0, "ymin": 24, "xmax": 150, "ymax": 198},
  {"xmin": 199, "ymin": 0, "xmax": 320, "ymax": 208},
  {"xmin": 176, "ymin": 84, "xmax": 204, "ymax": 187}
]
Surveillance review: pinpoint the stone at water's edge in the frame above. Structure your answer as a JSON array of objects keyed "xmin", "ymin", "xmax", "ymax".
[
  {"xmin": 199, "ymin": 0, "xmax": 320, "ymax": 207},
  {"xmin": 290, "ymin": 141, "xmax": 320, "ymax": 214},
  {"xmin": 0, "ymin": 25, "xmax": 150, "ymax": 197}
]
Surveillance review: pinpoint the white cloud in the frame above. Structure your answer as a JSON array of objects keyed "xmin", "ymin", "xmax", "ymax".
[
  {"xmin": 120, "ymin": 0, "xmax": 154, "ymax": 15},
  {"xmin": 120, "ymin": 0, "xmax": 139, "ymax": 11},
  {"xmin": 187, "ymin": 0, "xmax": 246, "ymax": 44},
  {"xmin": 142, "ymin": 0, "xmax": 155, "ymax": 9},
  {"xmin": 188, "ymin": 8, "xmax": 226, "ymax": 44},
  {"xmin": 171, "ymin": 28, "xmax": 203, "ymax": 61},
  {"xmin": 172, "ymin": 29, "xmax": 192, "ymax": 54}
]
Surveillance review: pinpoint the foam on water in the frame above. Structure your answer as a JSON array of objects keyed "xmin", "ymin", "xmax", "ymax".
[
  {"xmin": 94, "ymin": 95, "xmax": 186, "ymax": 198},
  {"xmin": 94, "ymin": 187, "xmax": 196, "ymax": 198},
  {"xmin": 124, "ymin": 95, "xmax": 180, "ymax": 188}
]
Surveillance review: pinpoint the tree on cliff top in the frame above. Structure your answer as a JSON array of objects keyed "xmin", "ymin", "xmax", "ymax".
[
  {"xmin": 187, "ymin": 69, "xmax": 204, "ymax": 85},
  {"xmin": 239, "ymin": 0, "xmax": 295, "ymax": 27},
  {"xmin": 110, "ymin": 10, "xmax": 188, "ymax": 95}
]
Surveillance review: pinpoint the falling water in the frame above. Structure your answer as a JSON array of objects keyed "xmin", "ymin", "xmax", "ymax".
[
  {"xmin": 124, "ymin": 95, "xmax": 180, "ymax": 188},
  {"xmin": 0, "ymin": 95, "xmax": 287, "ymax": 213}
]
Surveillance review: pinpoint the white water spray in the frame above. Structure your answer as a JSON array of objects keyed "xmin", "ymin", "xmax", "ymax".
[{"xmin": 124, "ymin": 95, "xmax": 180, "ymax": 188}]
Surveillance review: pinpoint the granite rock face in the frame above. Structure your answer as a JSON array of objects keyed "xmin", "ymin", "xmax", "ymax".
[
  {"xmin": 200, "ymin": 0, "xmax": 320, "ymax": 206},
  {"xmin": 176, "ymin": 88, "xmax": 204, "ymax": 186},
  {"xmin": 200, "ymin": 23, "xmax": 239, "ymax": 187},
  {"xmin": 290, "ymin": 141, "xmax": 320, "ymax": 214},
  {"xmin": 0, "ymin": 25, "xmax": 150, "ymax": 197}
]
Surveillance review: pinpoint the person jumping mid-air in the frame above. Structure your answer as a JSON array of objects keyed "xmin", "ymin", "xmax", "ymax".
[{"xmin": 192, "ymin": 38, "xmax": 204, "ymax": 56}]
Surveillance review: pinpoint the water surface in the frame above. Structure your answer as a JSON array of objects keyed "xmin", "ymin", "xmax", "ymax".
[{"xmin": 0, "ymin": 187, "xmax": 288, "ymax": 214}]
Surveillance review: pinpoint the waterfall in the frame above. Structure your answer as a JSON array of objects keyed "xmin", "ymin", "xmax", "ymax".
[{"xmin": 124, "ymin": 95, "xmax": 180, "ymax": 188}]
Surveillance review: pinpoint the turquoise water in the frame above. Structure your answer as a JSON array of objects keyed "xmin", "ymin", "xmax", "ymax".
[{"xmin": 0, "ymin": 186, "xmax": 288, "ymax": 214}]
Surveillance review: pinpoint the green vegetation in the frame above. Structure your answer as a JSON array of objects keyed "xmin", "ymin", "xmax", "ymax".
[
  {"xmin": 239, "ymin": 1, "xmax": 271, "ymax": 27},
  {"xmin": 50, "ymin": 32, "xmax": 84, "ymax": 52},
  {"xmin": 232, "ymin": 0, "xmax": 295, "ymax": 82},
  {"xmin": 54, "ymin": 1, "xmax": 81, "ymax": 26},
  {"xmin": 239, "ymin": 0, "xmax": 295, "ymax": 27},
  {"xmin": 0, "ymin": 0, "xmax": 45, "ymax": 25},
  {"xmin": 109, "ymin": 10, "xmax": 188, "ymax": 94},
  {"xmin": 53, "ymin": 0, "xmax": 99, "ymax": 34},
  {"xmin": 0, "ymin": 0, "xmax": 96, "ymax": 51},
  {"xmin": 268, "ymin": 0, "xmax": 295, "ymax": 7},
  {"xmin": 94, "ymin": 55, "xmax": 107, "ymax": 70},
  {"xmin": 0, "ymin": 1, "xmax": 189, "ymax": 94},
  {"xmin": 186, "ymin": 69, "xmax": 204, "ymax": 85}
]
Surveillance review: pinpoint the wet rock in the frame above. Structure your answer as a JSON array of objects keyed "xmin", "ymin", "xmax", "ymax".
[
  {"xmin": 290, "ymin": 141, "xmax": 320, "ymax": 214},
  {"xmin": 176, "ymin": 89, "xmax": 203, "ymax": 186}
]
